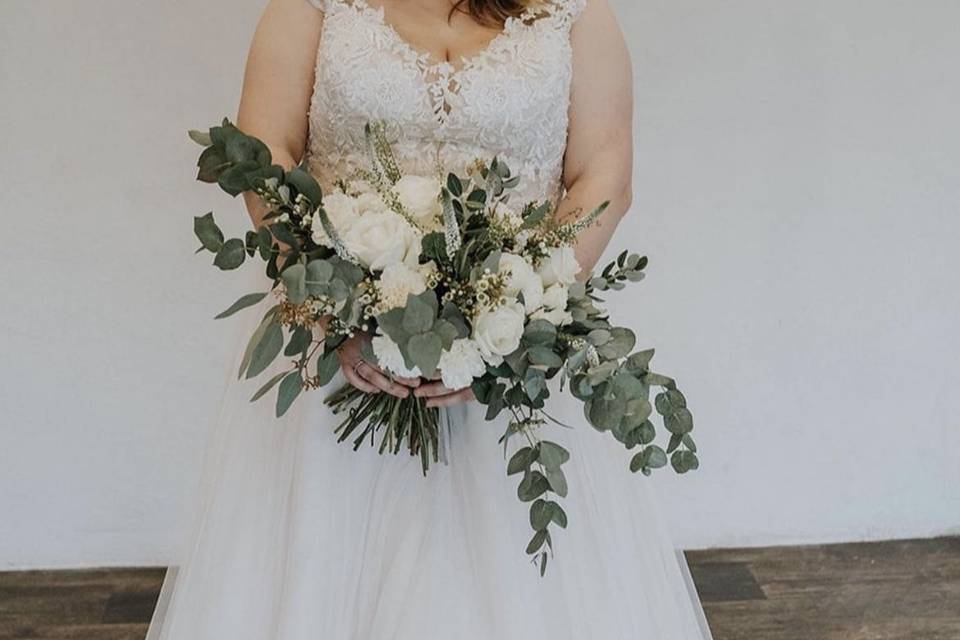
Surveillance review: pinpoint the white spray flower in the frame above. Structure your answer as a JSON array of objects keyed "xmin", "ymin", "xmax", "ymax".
[
  {"xmin": 437, "ymin": 339, "xmax": 487, "ymax": 390},
  {"xmin": 376, "ymin": 262, "xmax": 428, "ymax": 312},
  {"xmin": 371, "ymin": 333, "xmax": 422, "ymax": 378}
]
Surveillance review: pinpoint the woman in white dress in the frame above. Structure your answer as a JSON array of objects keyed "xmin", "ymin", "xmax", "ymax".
[{"xmin": 148, "ymin": 0, "xmax": 713, "ymax": 637}]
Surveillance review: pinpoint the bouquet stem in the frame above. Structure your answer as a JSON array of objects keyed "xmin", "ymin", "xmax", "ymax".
[{"xmin": 326, "ymin": 384, "xmax": 442, "ymax": 475}]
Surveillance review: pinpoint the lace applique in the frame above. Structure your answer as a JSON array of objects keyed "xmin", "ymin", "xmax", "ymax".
[{"xmin": 305, "ymin": 0, "xmax": 586, "ymax": 206}]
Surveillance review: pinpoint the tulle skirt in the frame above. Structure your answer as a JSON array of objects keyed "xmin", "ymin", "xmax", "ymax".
[{"xmin": 147, "ymin": 296, "xmax": 713, "ymax": 640}]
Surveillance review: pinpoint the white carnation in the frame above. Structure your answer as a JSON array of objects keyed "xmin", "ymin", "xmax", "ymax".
[
  {"xmin": 437, "ymin": 339, "xmax": 487, "ymax": 390},
  {"xmin": 311, "ymin": 191, "xmax": 358, "ymax": 247},
  {"xmin": 371, "ymin": 333, "xmax": 422, "ymax": 378},
  {"xmin": 341, "ymin": 211, "xmax": 421, "ymax": 271},
  {"xmin": 376, "ymin": 262, "xmax": 428, "ymax": 311},
  {"xmin": 393, "ymin": 175, "xmax": 443, "ymax": 226},
  {"xmin": 538, "ymin": 246, "xmax": 581, "ymax": 287},
  {"xmin": 472, "ymin": 302, "xmax": 526, "ymax": 365},
  {"xmin": 499, "ymin": 253, "xmax": 544, "ymax": 312}
]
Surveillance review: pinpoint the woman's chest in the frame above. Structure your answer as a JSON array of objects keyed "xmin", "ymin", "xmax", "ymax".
[{"xmin": 310, "ymin": 1, "xmax": 575, "ymax": 144}]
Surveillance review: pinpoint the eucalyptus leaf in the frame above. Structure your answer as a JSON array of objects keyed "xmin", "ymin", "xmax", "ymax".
[
  {"xmin": 275, "ymin": 370, "xmax": 303, "ymax": 417},
  {"xmin": 215, "ymin": 292, "xmax": 268, "ymax": 319},
  {"xmin": 194, "ymin": 212, "xmax": 224, "ymax": 252},
  {"xmin": 284, "ymin": 325, "xmax": 312, "ymax": 357},
  {"xmin": 530, "ymin": 499, "xmax": 552, "ymax": 530},
  {"xmin": 523, "ymin": 320, "xmax": 556, "ymax": 347},
  {"xmin": 238, "ymin": 307, "xmax": 279, "ymax": 379},
  {"xmin": 408, "ymin": 333, "xmax": 442, "ymax": 375},
  {"xmin": 316, "ymin": 349, "xmax": 341, "ymax": 387},
  {"xmin": 249, "ymin": 370, "xmax": 288, "ymax": 403},
  {"xmin": 549, "ymin": 502, "xmax": 568, "ymax": 528},
  {"xmin": 544, "ymin": 467, "xmax": 568, "ymax": 498},
  {"xmin": 286, "ymin": 165, "xmax": 323, "ymax": 205},
  {"xmin": 538, "ymin": 441, "xmax": 570, "ymax": 470},
  {"xmin": 246, "ymin": 322, "xmax": 283, "ymax": 379},
  {"xmin": 402, "ymin": 293, "xmax": 436, "ymax": 335},
  {"xmin": 281, "ymin": 263, "xmax": 307, "ymax": 304},
  {"xmin": 524, "ymin": 368, "xmax": 547, "ymax": 401},
  {"xmin": 507, "ymin": 446, "xmax": 537, "ymax": 475},
  {"xmin": 517, "ymin": 470, "xmax": 550, "ymax": 502},
  {"xmin": 188, "ymin": 129, "xmax": 212, "ymax": 147},
  {"xmin": 645, "ymin": 445, "xmax": 668, "ymax": 469},
  {"xmin": 526, "ymin": 529, "xmax": 548, "ymax": 554},
  {"xmin": 214, "ymin": 238, "xmax": 246, "ymax": 270},
  {"xmin": 665, "ymin": 408, "xmax": 694, "ymax": 435}
]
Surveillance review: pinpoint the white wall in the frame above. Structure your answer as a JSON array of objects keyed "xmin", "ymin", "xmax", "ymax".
[{"xmin": 0, "ymin": 0, "xmax": 957, "ymax": 568}]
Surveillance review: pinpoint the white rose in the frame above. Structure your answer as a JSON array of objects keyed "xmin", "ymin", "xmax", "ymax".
[
  {"xmin": 499, "ymin": 253, "xmax": 543, "ymax": 312},
  {"xmin": 437, "ymin": 339, "xmax": 487, "ymax": 390},
  {"xmin": 393, "ymin": 175, "xmax": 442, "ymax": 226},
  {"xmin": 538, "ymin": 246, "xmax": 581, "ymax": 287},
  {"xmin": 376, "ymin": 262, "xmax": 428, "ymax": 311},
  {"xmin": 355, "ymin": 191, "xmax": 390, "ymax": 216},
  {"xmin": 341, "ymin": 211, "xmax": 421, "ymax": 271},
  {"xmin": 311, "ymin": 191, "xmax": 358, "ymax": 247},
  {"xmin": 371, "ymin": 333, "xmax": 422, "ymax": 378},
  {"xmin": 472, "ymin": 302, "xmax": 526, "ymax": 365}
]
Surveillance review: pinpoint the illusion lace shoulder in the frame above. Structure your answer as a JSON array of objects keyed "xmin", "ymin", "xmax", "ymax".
[
  {"xmin": 146, "ymin": 2, "xmax": 714, "ymax": 638},
  {"xmin": 304, "ymin": 0, "xmax": 585, "ymax": 205}
]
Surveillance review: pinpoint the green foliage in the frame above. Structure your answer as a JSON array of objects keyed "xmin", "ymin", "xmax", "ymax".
[
  {"xmin": 214, "ymin": 292, "xmax": 268, "ymax": 320},
  {"xmin": 189, "ymin": 119, "xmax": 701, "ymax": 577}
]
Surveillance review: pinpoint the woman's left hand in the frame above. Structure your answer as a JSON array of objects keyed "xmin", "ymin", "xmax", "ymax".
[{"xmin": 413, "ymin": 381, "xmax": 475, "ymax": 408}]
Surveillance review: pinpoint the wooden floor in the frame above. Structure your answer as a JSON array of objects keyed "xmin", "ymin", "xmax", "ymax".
[{"xmin": 0, "ymin": 537, "xmax": 957, "ymax": 639}]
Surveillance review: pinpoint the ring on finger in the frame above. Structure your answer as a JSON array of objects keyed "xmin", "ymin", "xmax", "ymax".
[{"xmin": 353, "ymin": 360, "xmax": 367, "ymax": 377}]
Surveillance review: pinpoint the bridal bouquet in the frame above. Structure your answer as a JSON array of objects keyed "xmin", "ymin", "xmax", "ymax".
[{"xmin": 189, "ymin": 119, "xmax": 699, "ymax": 574}]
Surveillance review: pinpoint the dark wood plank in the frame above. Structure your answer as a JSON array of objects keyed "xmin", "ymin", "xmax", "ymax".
[
  {"xmin": 687, "ymin": 537, "xmax": 960, "ymax": 640},
  {"xmin": 0, "ymin": 539, "xmax": 957, "ymax": 640},
  {"xmin": 687, "ymin": 562, "xmax": 767, "ymax": 603},
  {"xmin": 0, "ymin": 568, "xmax": 164, "ymax": 640}
]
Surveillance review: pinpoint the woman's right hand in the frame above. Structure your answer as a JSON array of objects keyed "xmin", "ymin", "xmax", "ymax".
[{"xmin": 336, "ymin": 333, "xmax": 421, "ymax": 399}]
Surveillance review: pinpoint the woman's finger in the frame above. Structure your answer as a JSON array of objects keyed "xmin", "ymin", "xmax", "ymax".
[
  {"xmin": 342, "ymin": 363, "xmax": 378, "ymax": 394},
  {"xmin": 391, "ymin": 375, "xmax": 422, "ymax": 388},
  {"xmin": 357, "ymin": 362, "xmax": 411, "ymax": 399},
  {"xmin": 425, "ymin": 388, "xmax": 475, "ymax": 408},
  {"xmin": 413, "ymin": 381, "xmax": 454, "ymax": 398}
]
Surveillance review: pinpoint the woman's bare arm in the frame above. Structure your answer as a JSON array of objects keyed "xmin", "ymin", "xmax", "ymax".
[
  {"xmin": 236, "ymin": 0, "xmax": 324, "ymax": 229},
  {"xmin": 557, "ymin": 0, "xmax": 634, "ymax": 276},
  {"xmin": 238, "ymin": 1, "xmax": 421, "ymax": 395}
]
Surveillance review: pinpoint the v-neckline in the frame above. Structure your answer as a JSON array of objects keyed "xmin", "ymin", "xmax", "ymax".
[{"xmin": 348, "ymin": 0, "xmax": 538, "ymax": 77}]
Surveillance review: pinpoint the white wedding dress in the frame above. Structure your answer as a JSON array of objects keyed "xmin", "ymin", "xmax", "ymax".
[{"xmin": 147, "ymin": 0, "xmax": 713, "ymax": 638}]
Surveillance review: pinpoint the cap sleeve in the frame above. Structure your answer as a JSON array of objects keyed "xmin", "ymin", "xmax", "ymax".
[{"xmin": 536, "ymin": 0, "xmax": 587, "ymax": 29}]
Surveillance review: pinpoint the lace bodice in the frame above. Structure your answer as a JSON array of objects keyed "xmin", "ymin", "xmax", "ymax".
[{"xmin": 304, "ymin": 0, "xmax": 585, "ymax": 205}]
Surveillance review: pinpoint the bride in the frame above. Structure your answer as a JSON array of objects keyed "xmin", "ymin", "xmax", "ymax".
[{"xmin": 149, "ymin": 0, "xmax": 712, "ymax": 637}]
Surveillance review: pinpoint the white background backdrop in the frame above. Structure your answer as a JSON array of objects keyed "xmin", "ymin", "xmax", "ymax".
[{"xmin": 1, "ymin": 0, "xmax": 958, "ymax": 569}]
